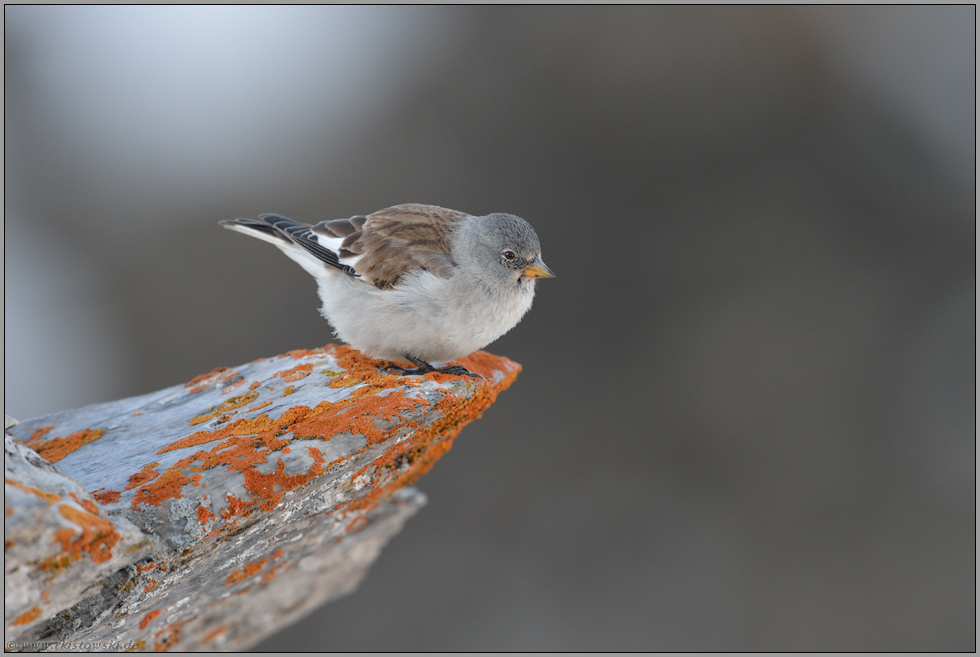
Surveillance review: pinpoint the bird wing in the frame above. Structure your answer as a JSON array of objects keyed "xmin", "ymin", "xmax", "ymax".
[
  {"xmin": 219, "ymin": 214, "xmax": 358, "ymax": 278},
  {"xmin": 311, "ymin": 204, "xmax": 468, "ymax": 290}
]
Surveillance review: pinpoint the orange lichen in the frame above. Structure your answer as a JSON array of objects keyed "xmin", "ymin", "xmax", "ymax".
[
  {"xmin": 175, "ymin": 433, "xmax": 291, "ymax": 517},
  {"xmin": 68, "ymin": 492, "xmax": 100, "ymax": 515},
  {"xmin": 326, "ymin": 345, "xmax": 391, "ymax": 386},
  {"xmin": 131, "ymin": 469, "xmax": 202, "ymax": 509},
  {"xmin": 153, "ymin": 615, "xmax": 194, "ymax": 652},
  {"xmin": 46, "ymin": 504, "xmax": 120, "ymax": 565},
  {"xmin": 197, "ymin": 504, "xmax": 215, "ymax": 525},
  {"xmin": 189, "ymin": 392, "xmax": 260, "ymax": 426},
  {"xmin": 29, "ymin": 425, "xmax": 55, "ymax": 441},
  {"xmin": 222, "ymin": 495, "xmax": 248, "ymax": 519},
  {"xmin": 246, "ymin": 401, "xmax": 272, "ymax": 413},
  {"xmin": 344, "ymin": 515, "xmax": 369, "ymax": 533},
  {"xmin": 25, "ymin": 428, "xmax": 104, "ymax": 463},
  {"xmin": 283, "ymin": 385, "xmax": 295, "ymax": 396},
  {"xmin": 286, "ymin": 347, "xmax": 329, "ymax": 360},
  {"xmin": 242, "ymin": 346, "xmax": 516, "ymax": 518},
  {"xmin": 262, "ymin": 562, "xmax": 287, "ymax": 584},
  {"xmin": 91, "ymin": 489, "xmax": 121, "ymax": 504},
  {"xmin": 5, "ymin": 477, "xmax": 61, "ymax": 504},
  {"xmin": 188, "ymin": 412, "xmax": 216, "ymax": 426},
  {"xmin": 202, "ymin": 627, "xmax": 228, "ymax": 643},
  {"xmin": 139, "ymin": 609, "xmax": 161, "ymax": 630},
  {"xmin": 186, "ymin": 367, "xmax": 240, "ymax": 394},
  {"xmin": 144, "ymin": 578, "xmax": 158, "ymax": 592},
  {"xmin": 153, "ymin": 404, "xmax": 337, "ymax": 519},
  {"xmin": 224, "ymin": 558, "xmax": 268, "ymax": 586},
  {"xmin": 456, "ymin": 350, "xmax": 521, "ymax": 379},
  {"xmin": 126, "ymin": 463, "xmax": 161, "ymax": 490},
  {"xmin": 116, "ymin": 344, "xmax": 516, "ymax": 537},
  {"xmin": 157, "ymin": 406, "xmax": 311, "ymax": 454},
  {"xmin": 186, "ymin": 367, "xmax": 228, "ymax": 387},
  {"xmin": 337, "ymin": 349, "xmax": 521, "ymax": 516},
  {"xmin": 248, "ymin": 381, "xmax": 261, "ymax": 390},
  {"xmin": 13, "ymin": 606, "xmax": 43, "ymax": 626},
  {"xmin": 276, "ymin": 362, "xmax": 314, "ymax": 382},
  {"xmin": 221, "ymin": 378, "xmax": 246, "ymax": 393}
]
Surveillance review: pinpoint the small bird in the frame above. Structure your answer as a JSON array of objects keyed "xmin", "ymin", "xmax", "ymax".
[{"xmin": 220, "ymin": 204, "xmax": 555, "ymax": 377}]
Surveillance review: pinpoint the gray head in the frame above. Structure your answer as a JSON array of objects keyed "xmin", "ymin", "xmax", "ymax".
[{"xmin": 458, "ymin": 212, "xmax": 555, "ymax": 284}]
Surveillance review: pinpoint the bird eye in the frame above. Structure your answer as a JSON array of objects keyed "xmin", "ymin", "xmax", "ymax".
[{"xmin": 503, "ymin": 250, "xmax": 516, "ymax": 261}]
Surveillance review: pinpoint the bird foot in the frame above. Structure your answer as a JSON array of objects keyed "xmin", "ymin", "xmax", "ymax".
[{"xmin": 384, "ymin": 356, "xmax": 482, "ymax": 379}]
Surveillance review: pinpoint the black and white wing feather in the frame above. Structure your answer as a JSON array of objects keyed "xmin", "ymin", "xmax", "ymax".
[
  {"xmin": 221, "ymin": 204, "xmax": 468, "ymax": 290},
  {"xmin": 219, "ymin": 214, "xmax": 358, "ymax": 279}
]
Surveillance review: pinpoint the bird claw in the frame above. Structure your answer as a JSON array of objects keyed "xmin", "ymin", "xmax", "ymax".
[
  {"xmin": 434, "ymin": 365, "xmax": 482, "ymax": 378},
  {"xmin": 383, "ymin": 359, "xmax": 482, "ymax": 379}
]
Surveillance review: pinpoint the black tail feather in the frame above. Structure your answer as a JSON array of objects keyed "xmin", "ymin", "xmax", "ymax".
[{"xmin": 221, "ymin": 215, "xmax": 345, "ymax": 272}]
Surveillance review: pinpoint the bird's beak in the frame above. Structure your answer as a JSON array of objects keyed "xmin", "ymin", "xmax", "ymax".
[{"xmin": 523, "ymin": 257, "xmax": 556, "ymax": 279}]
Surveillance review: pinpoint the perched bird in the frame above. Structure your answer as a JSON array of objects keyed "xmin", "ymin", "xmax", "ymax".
[{"xmin": 220, "ymin": 204, "xmax": 555, "ymax": 377}]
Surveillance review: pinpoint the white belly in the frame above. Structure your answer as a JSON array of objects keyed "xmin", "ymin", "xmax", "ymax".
[{"xmin": 314, "ymin": 269, "xmax": 536, "ymax": 363}]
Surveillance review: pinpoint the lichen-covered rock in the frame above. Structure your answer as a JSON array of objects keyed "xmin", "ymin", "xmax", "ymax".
[
  {"xmin": 4, "ymin": 345, "xmax": 520, "ymax": 651},
  {"xmin": 4, "ymin": 431, "xmax": 151, "ymax": 642}
]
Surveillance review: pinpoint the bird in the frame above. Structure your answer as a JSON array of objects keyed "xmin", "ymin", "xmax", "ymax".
[{"xmin": 219, "ymin": 204, "xmax": 555, "ymax": 377}]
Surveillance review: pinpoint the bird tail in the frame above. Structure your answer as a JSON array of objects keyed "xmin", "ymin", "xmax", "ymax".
[
  {"xmin": 220, "ymin": 214, "xmax": 345, "ymax": 277},
  {"xmin": 219, "ymin": 217, "xmax": 291, "ymax": 247}
]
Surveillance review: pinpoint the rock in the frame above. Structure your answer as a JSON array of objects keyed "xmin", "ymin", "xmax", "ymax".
[
  {"xmin": 4, "ymin": 433, "xmax": 151, "ymax": 641},
  {"xmin": 4, "ymin": 345, "xmax": 520, "ymax": 651}
]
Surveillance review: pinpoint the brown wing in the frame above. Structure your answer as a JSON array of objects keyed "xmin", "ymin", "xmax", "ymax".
[{"xmin": 311, "ymin": 204, "xmax": 469, "ymax": 290}]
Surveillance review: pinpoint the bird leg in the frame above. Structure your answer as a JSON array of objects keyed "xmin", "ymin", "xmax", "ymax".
[{"xmin": 384, "ymin": 355, "xmax": 481, "ymax": 379}]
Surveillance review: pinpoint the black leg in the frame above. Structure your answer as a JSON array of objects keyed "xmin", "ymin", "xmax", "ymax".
[{"xmin": 384, "ymin": 355, "xmax": 481, "ymax": 379}]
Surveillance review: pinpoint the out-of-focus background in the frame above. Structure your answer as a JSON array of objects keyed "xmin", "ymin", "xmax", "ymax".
[{"xmin": 4, "ymin": 6, "xmax": 975, "ymax": 651}]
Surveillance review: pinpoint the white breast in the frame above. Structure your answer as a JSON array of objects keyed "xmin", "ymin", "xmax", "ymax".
[{"xmin": 312, "ymin": 267, "xmax": 536, "ymax": 363}]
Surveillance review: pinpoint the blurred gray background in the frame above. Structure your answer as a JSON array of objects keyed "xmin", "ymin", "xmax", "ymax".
[{"xmin": 4, "ymin": 6, "xmax": 975, "ymax": 651}]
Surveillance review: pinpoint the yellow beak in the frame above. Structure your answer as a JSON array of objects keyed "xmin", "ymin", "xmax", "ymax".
[{"xmin": 523, "ymin": 258, "xmax": 556, "ymax": 279}]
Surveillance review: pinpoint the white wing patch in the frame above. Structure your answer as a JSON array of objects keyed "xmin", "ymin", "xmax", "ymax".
[{"xmin": 311, "ymin": 233, "xmax": 364, "ymax": 279}]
